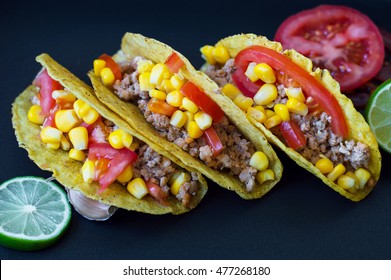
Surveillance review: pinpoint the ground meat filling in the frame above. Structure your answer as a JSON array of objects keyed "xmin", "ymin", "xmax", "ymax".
[
  {"xmin": 205, "ymin": 59, "xmax": 371, "ymax": 172},
  {"xmin": 113, "ymin": 56, "xmax": 258, "ymax": 191}
]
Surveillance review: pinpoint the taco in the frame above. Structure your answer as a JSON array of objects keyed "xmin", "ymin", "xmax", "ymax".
[
  {"xmin": 88, "ymin": 33, "xmax": 283, "ymax": 199},
  {"xmin": 199, "ymin": 34, "xmax": 382, "ymax": 201},
  {"xmin": 12, "ymin": 53, "xmax": 208, "ymax": 215}
]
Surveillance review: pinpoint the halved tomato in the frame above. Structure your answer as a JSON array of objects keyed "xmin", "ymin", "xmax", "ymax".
[{"xmin": 274, "ymin": 5, "xmax": 384, "ymax": 91}]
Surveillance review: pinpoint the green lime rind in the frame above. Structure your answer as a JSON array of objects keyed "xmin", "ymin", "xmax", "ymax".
[{"xmin": 0, "ymin": 176, "xmax": 72, "ymax": 251}]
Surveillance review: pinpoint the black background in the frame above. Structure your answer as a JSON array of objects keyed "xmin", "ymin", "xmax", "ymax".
[{"xmin": 1, "ymin": 0, "xmax": 391, "ymax": 260}]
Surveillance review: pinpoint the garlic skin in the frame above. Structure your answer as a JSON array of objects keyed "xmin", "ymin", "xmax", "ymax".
[{"xmin": 66, "ymin": 189, "xmax": 118, "ymax": 221}]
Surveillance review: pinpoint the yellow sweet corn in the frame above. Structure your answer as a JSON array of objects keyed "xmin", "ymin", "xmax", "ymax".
[
  {"xmin": 249, "ymin": 151, "xmax": 269, "ymax": 171},
  {"xmin": 68, "ymin": 148, "xmax": 86, "ymax": 162},
  {"xmin": 345, "ymin": 171, "xmax": 360, "ymax": 186},
  {"xmin": 73, "ymin": 99, "xmax": 86, "ymax": 118},
  {"xmin": 170, "ymin": 74, "xmax": 185, "ymax": 90},
  {"xmin": 253, "ymin": 84, "xmax": 278, "ymax": 106},
  {"xmin": 158, "ymin": 79, "xmax": 175, "ymax": 93},
  {"xmin": 82, "ymin": 107, "xmax": 100, "ymax": 125},
  {"xmin": 254, "ymin": 63, "xmax": 276, "ymax": 84},
  {"xmin": 170, "ymin": 172, "xmax": 191, "ymax": 195},
  {"xmin": 117, "ymin": 165, "xmax": 133, "ymax": 183},
  {"xmin": 212, "ymin": 45, "xmax": 230, "ymax": 64},
  {"xmin": 234, "ymin": 94, "xmax": 254, "ymax": 112},
  {"xmin": 40, "ymin": 126, "xmax": 63, "ymax": 144},
  {"xmin": 180, "ymin": 97, "xmax": 198, "ymax": 114},
  {"xmin": 265, "ymin": 109, "xmax": 276, "ymax": 118},
  {"xmin": 127, "ymin": 178, "xmax": 148, "ymax": 199},
  {"xmin": 122, "ymin": 131, "xmax": 133, "ymax": 148},
  {"xmin": 100, "ymin": 67, "xmax": 115, "ymax": 86},
  {"xmin": 46, "ymin": 142, "xmax": 61, "ymax": 150},
  {"xmin": 93, "ymin": 59, "xmax": 106, "ymax": 76},
  {"xmin": 256, "ymin": 169, "xmax": 275, "ymax": 185},
  {"xmin": 337, "ymin": 175, "xmax": 357, "ymax": 192},
  {"xmin": 247, "ymin": 107, "xmax": 267, "ymax": 123},
  {"xmin": 54, "ymin": 109, "xmax": 80, "ymax": 133},
  {"xmin": 166, "ymin": 90, "xmax": 184, "ymax": 107},
  {"xmin": 149, "ymin": 89, "xmax": 167, "ymax": 101},
  {"xmin": 150, "ymin": 63, "xmax": 171, "ymax": 86},
  {"xmin": 286, "ymin": 98, "xmax": 308, "ymax": 116},
  {"xmin": 128, "ymin": 141, "xmax": 139, "ymax": 151},
  {"xmin": 187, "ymin": 121, "xmax": 204, "ymax": 139},
  {"xmin": 52, "ymin": 90, "xmax": 76, "ymax": 103},
  {"xmin": 194, "ymin": 111, "xmax": 213, "ymax": 130},
  {"xmin": 60, "ymin": 135, "xmax": 71, "ymax": 151},
  {"xmin": 354, "ymin": 168, "xmax": 371, "ymax": 188},
  {"xmin": 264, "ymin": 115, "xmax": 282, "ymax": 129},
  {"xmin": 315, "ymin": 157, "xmax": 334, "ymax": 174},
  {"xmin": 82, "ymin": 160, "xmax": 95, "ymax": 183},
  {"xmin": 245, "ymin": 62, "xmax": 259, "ymax": 82},
  {"xmin": 285, "ymin": 87, "xmax": 305, "ymax": 102},
  {"xmin": 200, "ymin": 45, "xmax": 216, "ymax": 65},
  {"xmin": 68, "ymin": 126, "xmax": 88, "ymax": 150},
  {"xmin": 137, "ymin": 60, "xmax": 154, "ymax": 73},
  {"xmin": 109, "ymin": 129, "xmax": 125, "ymax": 149},
  {"xmin": 327, "ymin": 163, "xmax": 346, "ymax": 182},
  {"xmin": 221, "ymin": 83, "xmax": 241, "ymax": 100},
  {"xmin": 273, "ymin": 104, "xmax": 290, "ymax": 121},
  {"xmin": 170, "ymin": 110, "xmax": 188, "ymax": 128},
  {"xmin": 27, "ymin": 105, "xmax": 45, "ymax": 125},
  {"xmin": 139, "ymin": 72, "xmax": 155, "ymax": 91},
  {"xmin": 184, "ymin": 111, "xmax": 194, "ymax": 130}
]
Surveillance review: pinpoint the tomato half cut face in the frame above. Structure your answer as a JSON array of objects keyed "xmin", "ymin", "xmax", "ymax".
[{"xmin": 274, "ymin": 5, "xmax": 384, "ymax": 91}]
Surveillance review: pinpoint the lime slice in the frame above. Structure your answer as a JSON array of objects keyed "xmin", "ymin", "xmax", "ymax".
[
  {"xmin": 365, "ymin": 79, "xmax": 391, "ymax": 154},
  {"xmin": 0, "ymin": 176, "xmax": 72, "ymax": 251}
]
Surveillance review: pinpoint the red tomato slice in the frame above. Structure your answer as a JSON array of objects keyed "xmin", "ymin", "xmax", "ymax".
[
  {"xmin": 278, "ymin": 121, "xmax": 307, "ymax": 150},
  {"xmin": 99, "ymin": 54, "xmax": 122, "ymax": 81},
  {"xmin": 274, "ymin": 5, "xmax": 384, "ymax": 91},
  {"xmin": 146, "ymin": 181, "xmax": 169, "ymax": 206},
  {"xmin": 33, "ymin": 69, "xmax": 63, "ymax": 117},
  {"xmin": 180, "ymin": 81, "xmax": 225, "ymax": 122},
  {"xmin": 203, "ymin": 126, "xmax": 223, "ymax": 156},
  {"xmin": 231, "ymin": 67, "xmax": 264, "ymax": 98},
  {"xmin": 234, "ymin": 46, "xmax": 349, "ymax": 138},
  {"xmin": 147, "ymin": 98, "xmax": 177, "ymax": 117},
  {"xmin": 164, "ymin": 52, "xmax": 185, "ymax": 74}
]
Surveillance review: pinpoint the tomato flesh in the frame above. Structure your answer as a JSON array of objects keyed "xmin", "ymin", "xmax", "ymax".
[
  {"xmin": 203, "ymin": 126, "xmax": 223, "ymax": 156},
  {"xmin": 147, "ymin": 98, "xmax": 177, "ymax": 117},
  {"xmin": 279, "ymin": 121, "xmax": 307, "ymax": 150},
  {"xmin": 164, "ymin": 52, "xmax": 185, "ymax": 74},
  {"xmin": 99, "ymin": 54, "xmax": 122, "ymax": 81},
  {"xmin": 274, "ymin": 5, "xmax": 384, "ymax": 91},
  {"xmin": 234, "ymin": 45, "xmax": 349, "ymax": 138},
  {"xmin": 146, "ymin": 181, "xmax": 169, "ymax": 206}
]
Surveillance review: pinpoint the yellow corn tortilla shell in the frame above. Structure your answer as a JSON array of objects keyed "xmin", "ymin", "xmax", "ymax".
[
  {"xmin": 203, "ymin": 33, "xmax": 382, "ymax": 202},
  {"xmin": 89, "ymin": 32, "xmax": 283, "ymax": 199},
  {"xmin": 12, "ymin": 53, "xmax": 207, "ymax": 215}
]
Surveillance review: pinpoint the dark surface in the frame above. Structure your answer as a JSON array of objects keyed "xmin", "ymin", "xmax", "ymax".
[{"xmin": 1, "ymin": 0, "xmax": 390, "ymax": 260}]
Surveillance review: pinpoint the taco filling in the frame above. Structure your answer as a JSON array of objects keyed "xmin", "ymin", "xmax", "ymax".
[
  {"xmin": 201, "ymin": 43, "xmax": 374, "ymax": 194},
  {"xmin": 27, "ymin": 68, "xmax": 201, "ymax": 207},
  {"xmin": 93, "ymin": 53, "xmax": 275, "ymax": 192}
]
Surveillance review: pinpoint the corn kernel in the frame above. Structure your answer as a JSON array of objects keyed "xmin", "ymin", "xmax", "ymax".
[
  {"xmin": 82, "ymin": 108, "xmax": 100, "ymax": 124},
  {"xmin": 285, "ymin": 87, "xmax": 305, "ymax": 102},
  {"xmin": 149, "ymin": 89, "xmax": 167, "ymax": 100},
  {"xmin": 128, "ymin": 141, "xmax": 139, "ymax": 151},
  {"xmin": 109, "ymin": 129, "xmax": 125, "ymax": 149},
  {"xmin": 254, "ymin": 63, "xmax": 276, "ymax": 84},
  {"xmin": 256, "ymin": 169, "xmax": 275, "ymax": 184},
  {"xmin": 170, "ymin": 110, "xmax": 188, "ymax": 128},
  {"xmin": 100, "ymin": 67, "xmax": 115, "ymax": 86},
  {"xmin": 52, "ymin": 90, "xmax": 76, "ymax": 103},
  {"xmin": 254, "ymin": 84, "xmax": 278, "ymax": 106},
  {"xmin": 77, "ymin": 102, "xmax": 91, "ymax": 118},
  {"xmin": 93, "ymin": 59, "xmax": 106, "ymax": 76},
  {"xmin": 150, "ymin": 63, "xmax": 171, "ymax": 86},
  {"xmin": 27, "ymin": 105, "xmax": 45, "ymax": 125},
  {"xmin": 137, "ymin": 60, "xmax": 154, "ymax": 73},
  {"xmin": 194, "ymin": 111, "xmax": 213, "ymax": 130},
  {"xmin": 127, "ymin": 178, "xmax": 148, "ymax": 199},
  {"xmin": 60, "ymin": 135, "xmax": 71, "ymax": 151},
  {"xmin": 221, "ymin": 83, "xmax": 241, "ymax": 100},
  {"xmin": 264, "ymin": 115, "xmax": 282, "ymax": 129},
  {"xmin": 73, "ymin": 99, "xmax": 86, "ymax": 118},
  {"xmin": 122, "ymin": 131, "xmax": 133, "ymax": 148},
  {"xmin": 273, "ymin": 104, "xmax": 290, "ymax": 121},
  {"xmin": 315, "ymin": 157, "xmax": 334, "ymax": 174},
  {"xmin": 138, "ymin": 72, "xmax": 155, "ymax": 91},
  {"xmin": 345, "ymin": 171, "xmax": 360, "ymax": 186},
  {"xmin": 327, "ymin": 163, "xmax": 346, "ymax": 182},
  {"xmin": 200, "ymin": 45, "xmax": 216, "ymax": 65},
  {"xmin": 245, "ymin": 62, "xmax": 259, "ymax": 82},
  {"xmin": 184, "ymin": 111, "xmax": 194, "ymax": 129},
  {"xmin": 212, "ymin": 45, "xmax": 230, "ymax": 64},
  {"xmin": 170, "ymin": 74, "xmax": 185, "ymax": 90},
  {"xmin": 249, "ymin": 151, "xmax": 269, "ymax": 171},
  {"xmin": 170, "ymin": 172, "xmax": 191, "ymax": 195},
  {"xmin": 234, "ymin": 94, "xmax": 254, "ymax": 111},
  {"xmin": 117, "ymin": 165, "xmax": 133, "ymax": 183},
  {"xmin": 68, "ymin": 126, "xmax": 88, "ymax": 150},
  {"xmin": 247, "ymin": 107, "xmax": 267, "ymax": 123},
  {"xmin": 82, "ymin": 160, "xmax": 95, "ymax": 183},
  {"xmin": 338, "ymin": 175, "xmax": 357, "ymax": 192},
  {"xmin": 68, "ymin": 148, "xmax": 86, "ymax": 161},
  {"xmin": 354, "ymin": 168, "xmax": 371, "ymax": 188},
  {"xmin": 187, "ymin": 121, "xmax": 204, "ymax": 139},
  {"xmin": 166, "ymin": 90, "xmax": 184, "ymax": 107},
  {"xmin": 158, "ymin": 79, "xmax": 175, "ymax": 93},
  {"xmin": 40, "ymin": 126, "xmax": 63, "ymax": 144},
  {"xmin": 180, "ymin": 97, "xmax": 198, "ymax": 113},
  {"xmin": 54, "ymin": 109, "xmax": 80, "ymax": 132},
  {"xmin": 286, "ymin": 98, "xmax": 308, "ymax": 116},
  {"xmin": 265, "ymin": 109, "xmax": 276, "ymax": 118},
  {"xmin": 47, "ymin": 142, "xmax": 60, "ymax": 150}
]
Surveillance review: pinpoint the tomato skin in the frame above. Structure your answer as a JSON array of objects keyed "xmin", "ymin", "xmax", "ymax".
[
  {"xmin": 278, "ymin": 121, "xmax": 307, "ymax": 150},
  {"xmin": 234, "ymin": 46, "xmax": 349, "ymax": 138},
  {"xmin": 164, "ymin": 52, "xmax": 185, "ymax": 74},
  {"xmin": 274, "ymin": 5, "xmax": 384, "ymax": 92},
  {"xmin": 99, "ymin": 54, "xmax": 122, "ymax": 81},
  {"xmin": 147, "ymin": 98, "xmax": 177, "ymax": 117},
  {"xmin": 203, "ymin": 126, "xmax": 223, "ymax": 156},
  {"xmin": 146, "ymin": 181, "xmax": 169, "ymax": 206},
  {"xmin": 180, "ymin": 81, "xmax": 225, "ymax": 122},
  {"xmin": 231, "ymin": 67, "xmax": 263, "ymax": 98}
]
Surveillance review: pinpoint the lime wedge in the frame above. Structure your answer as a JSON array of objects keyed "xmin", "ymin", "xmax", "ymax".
[
  {"xmin": 365, "ymin": 79, "xmax": 391, "ymax": 154},
  {"xmin": 0, "ymin": 176, "xmax": 71, "ymax": 251}
]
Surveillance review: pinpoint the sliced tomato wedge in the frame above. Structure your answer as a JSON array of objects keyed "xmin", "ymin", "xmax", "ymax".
[
  {"xmin": 164, "ymin": 52, "xmax": 185, "ymax": 74},
  {"xmin": 279, "ymin": 121, "xmax": 307, "ymax": 150},
  {"xmin": 232, "ymin": 63, "xmax": 264, "ymax": 98},
  {"xmin": 33, "ymin": 69, "xmax": 63, "ymax": 117},
  {"xmin": 146, "ymin": 181, "xmax": 169, "ymax": 206},
  {"xmin": 234, "ymin": 46, "xmax": 349, "ymax": 138},
  {"xmin": 203, "ymin": 126, "xmax": 223, "ymax": 156},
  {"xmin": 147, "ymin": 98, "xmax": 177, "ymax": 117},
  {"xmin": 180, "ymin": 81, "xmax": 225, "ymax": 122},
  {"xmin": 99, "ymin": 54, "xmax": 122, "ymax": 81},
  {"xmin": 274, "ymin": 5, "xmax": 384, "ymax": 91}
]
